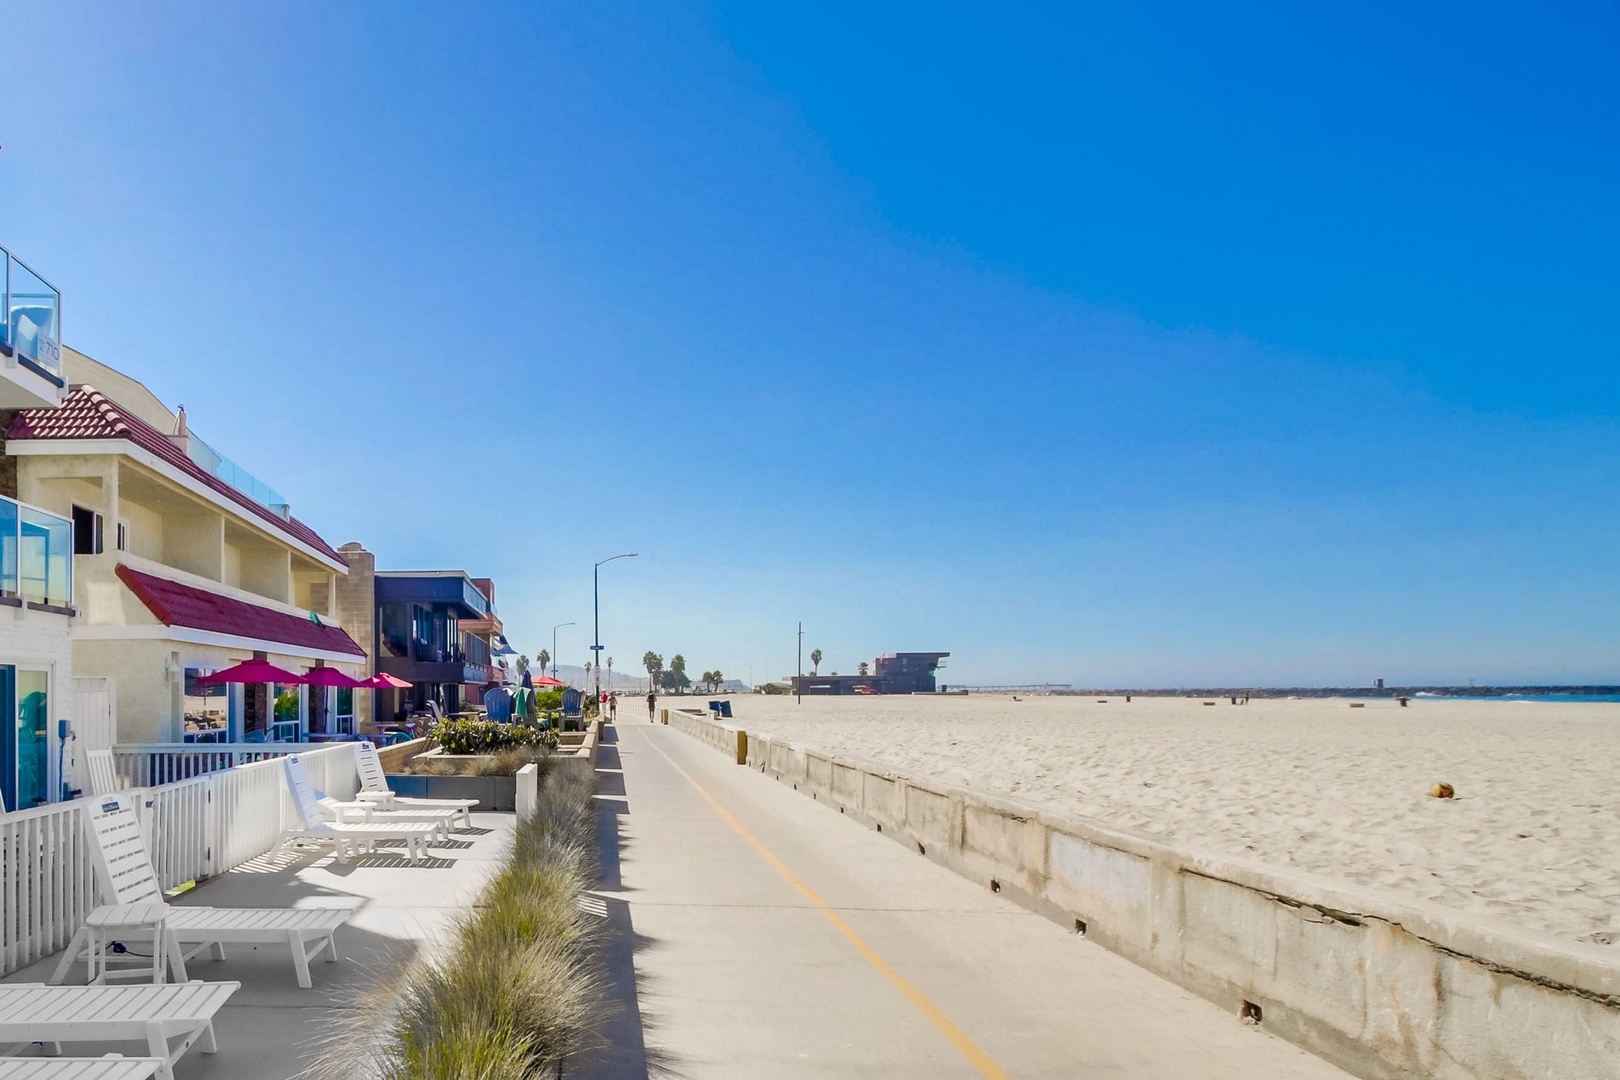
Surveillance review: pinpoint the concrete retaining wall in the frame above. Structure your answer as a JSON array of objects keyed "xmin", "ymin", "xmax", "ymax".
[
  {"xmin": 668, "ymin": 708, "xmax": 746, "ymax": 763},
  {"xmin": 670, "ymin": 711, "xmax": 1620, "ymax": 1080}
]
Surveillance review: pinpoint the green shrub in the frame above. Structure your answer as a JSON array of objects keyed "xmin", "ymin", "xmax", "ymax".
[
  {"xmin": 428, "ymin": 717, "xmax": 552, "ymax": 755},
  {"xmin": 307, "ymin": 766, "xmax": 602, "ymax": 1079}
]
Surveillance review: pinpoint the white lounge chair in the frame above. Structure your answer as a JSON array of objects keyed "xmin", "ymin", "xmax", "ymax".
[
  {"xmin": 49, "ymin": 795, "xmax": 352, "ymax": 989},
  {"xmin": 316, "ymin": 793, "xmax": 460, "ymax": 839},
  {"xmin": 273, "ymin": 755, "xmax": 437, "ymax": 864},
  {"xmin": 85, "ymin": 749, "xmax": 121, "ymax": 797},
  {"xmin": 353, "ymin": 740, "xmax": 478, "ymax": 826},
  {"xmin": 0, "ymin": 982, "xmax": 238, "ymax": 1080},
  {"xmin": 0, "ymin": 1057, "xmax": 165, "ymax": 1080}
]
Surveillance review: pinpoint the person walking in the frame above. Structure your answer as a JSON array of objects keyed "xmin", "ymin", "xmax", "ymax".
[
  {"xmin": 609, "ymin": 692, "xmax": 619, "ymax": 721},
  {"xmin": 646, "ymin": 691, "xmax": 657, "ymax": 722}
]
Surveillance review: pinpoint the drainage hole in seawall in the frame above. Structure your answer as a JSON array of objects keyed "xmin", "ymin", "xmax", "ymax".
[
  {"xmin": 916, "ymin": 841, "xmax": 927, "ymax": 856},
  {"xmin": 793, "ymin": 784, "xmax": 798, "ymax": 790},
  {"xmin": 876, "ymin": 823, "xmax": 882, "ymax": 832},
  {"xmin": 990, "ymin": 879, "xmax": 1002, "ymax": 893},
  {"xmin": 839, "ymin": 806, "xmax": 845, "ymax": 813},
  {"xmin": 1074, "ymin": 919, "xmax": 1087, "ymax": 936},
  {"xmin": 1241, "ymin": 1001, "xmax": 1262, "ymax": 1025}
]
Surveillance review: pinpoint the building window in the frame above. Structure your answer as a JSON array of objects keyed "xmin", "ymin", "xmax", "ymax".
[
  {"xmin": 183, "ymin": 668, "xmax": 228, "ymax": 743},
  {"xmin": 116, "ymin": 521, "xmax": 128, "ymax": 552},
  {"xmin": 3, "ymin": 668, "xmax": 51, "ymax": 809},
  {"xmin": 335, "ymin": 686, "xmax": 354, "ymax": 736},
  {"xmin": 71, "ymin": 506, "xmax": 102, "ymax": 555}
]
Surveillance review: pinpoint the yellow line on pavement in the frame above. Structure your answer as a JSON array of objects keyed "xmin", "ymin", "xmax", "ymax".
[{"xmin": 642, "ymin": 731, "xmax": 1012, "ymax": 1080}]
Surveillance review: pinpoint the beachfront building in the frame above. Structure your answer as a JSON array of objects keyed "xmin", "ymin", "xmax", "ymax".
[
  {"xmin": 0, "ymin": 246, "xmax": 77, "ymax": 809},
  {"xmin": 371, "ymin": 569, "xmax": 494, "ymax": 724},
  {"xmin": 466, "ymin": 577, "xmax": 511, "ymax": 690},
  {"xmin": 790, "ymin": 651, "xmax": 951, "ymax": 696},
  {"xmin": 3, "ymin": 348, "xmax": 366, "ymax": 749}
]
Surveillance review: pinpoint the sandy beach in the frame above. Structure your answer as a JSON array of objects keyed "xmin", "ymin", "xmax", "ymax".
[{"xmin": 725, "ymin": 694, "xmax": 1620, "ymax": 944}]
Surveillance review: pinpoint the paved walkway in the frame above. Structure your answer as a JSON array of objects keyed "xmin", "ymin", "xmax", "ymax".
[{"xmin": 576, "ymin": 720, "xmax": 1352, "ymax": 1080}]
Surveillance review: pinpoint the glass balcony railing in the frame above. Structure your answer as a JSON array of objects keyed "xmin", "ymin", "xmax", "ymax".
[
  {"xmin": 1, "ymin": 245, "xmax": 63, "ymax": 379},
  {"xmin": 185, "ymin": 433, "xmax": 290, "ymax": 515},
  {"xmin": 0, "ymin": 495, "xmax": 73, "ymax": 606}
]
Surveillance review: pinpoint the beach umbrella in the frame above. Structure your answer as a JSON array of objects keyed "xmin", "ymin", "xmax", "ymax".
[
  {"xmin": 530, "ymin": 674, "xmax": 565, "ymax": 688},
  {"xmin": 362, "ymin": 672, "xmax": 413, "ymax": 690},
  {"xmin": 198, "ymin": 658, "xmax": 305, "ymax": 685},
  {"xmin": 302, "ymin": 666, "xmax": 365, "ymax": 688}
]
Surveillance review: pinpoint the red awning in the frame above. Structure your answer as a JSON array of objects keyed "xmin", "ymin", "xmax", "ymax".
[{"xmin": 116, "ymin": 563, "xmax": 365, "ymax": 658}]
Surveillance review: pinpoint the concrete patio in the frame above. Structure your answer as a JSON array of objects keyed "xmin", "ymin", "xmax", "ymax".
[{"xmin": 3, "ymin": 813, "xmax": 516, "ymax": 1078}]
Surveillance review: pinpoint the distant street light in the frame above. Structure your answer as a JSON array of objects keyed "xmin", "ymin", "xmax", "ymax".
[
  {"xmin": 552, "ymin": 622, "xmax": 575, "ymax": 679},
  {"xmin": 594, "ymin": 553, "xmax": 638, "ymax": 710}
]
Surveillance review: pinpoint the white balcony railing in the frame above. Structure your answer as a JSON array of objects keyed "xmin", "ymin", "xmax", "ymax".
[{"xmin": 0, "ymin": 741, "xmax": 360, "ymax": 977}]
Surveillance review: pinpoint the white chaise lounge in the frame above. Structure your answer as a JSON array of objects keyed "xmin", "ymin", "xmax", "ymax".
[
  {"xmin": 85, "ymin": 749, "xmax": 122, "ymax": 797},
  {"xmin": 316, "ymin": 793, "xmax": 461, "ymax": 839},
  {"xmin": 273, "ymin": 755, "xmax": 438, "ymax": 864},
  {"xmin": 0, "ymin": 982, "xmax": 238, "ymax": 1080},
  {"xmin": 50, "ymin": 795, "xmax": 352, "ymax": 989},
  {"xmin": 0, "ymin": 1057, "xmax": 164, "ymax": 1080},
  {"xmin": 353, "ymin": 740, "xmax": 478, "ymax": 827}
]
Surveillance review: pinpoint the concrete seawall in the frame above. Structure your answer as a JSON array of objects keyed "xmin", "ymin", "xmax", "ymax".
[{"xmin": 671, "ymin": 707, "xmax": 1620, "ymax": 1080}]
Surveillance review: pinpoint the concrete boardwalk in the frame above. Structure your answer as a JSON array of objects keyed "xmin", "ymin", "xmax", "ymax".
[{"xmin": 577, "ymin": 720, "xmax": 1352, "ymax": 1080}]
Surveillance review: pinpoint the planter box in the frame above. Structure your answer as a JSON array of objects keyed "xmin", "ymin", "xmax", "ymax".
[{"xmin": 386, "ymin": 773, "xmax": 516, "ymax": 812}]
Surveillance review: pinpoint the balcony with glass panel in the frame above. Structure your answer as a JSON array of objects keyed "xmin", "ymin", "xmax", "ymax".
[
  {"xmin": 0, "ymin": 494, "xmax": 74, "ymax": 611},
  {"xmin": 0, "ymin": 243, "xmax": 65, "ymax": 408}
]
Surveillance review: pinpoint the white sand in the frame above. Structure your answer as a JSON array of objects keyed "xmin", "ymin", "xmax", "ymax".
[{"xmin": 728, "ymin": 694, "xmax": 1620, "ymax": 944}]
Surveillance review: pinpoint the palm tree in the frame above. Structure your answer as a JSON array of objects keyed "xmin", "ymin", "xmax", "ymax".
[
  {"xmin": 607, "ymin": 656, "xmax": 614, "ymax": 688},
  {"xmin": 643, "ymin": 651, "xmax": 663, "ymax": 693},
  {"xmin": 517, "ymin": 654, "xmax": 530, "ymax": 679},
  {"xmin": 858, "ymin": 661, "xmax": 869, "ymax": 676},
  {"xmin": 810, "ymin": 648, "xmax": 823, "ymax": 675},
  {"xmin": 711, "ymin": 669, "xmax": 724, "ymax": 692},
  {"xmin": 538, "ymin": 649, "xmax": 550, "ymax": 678}
]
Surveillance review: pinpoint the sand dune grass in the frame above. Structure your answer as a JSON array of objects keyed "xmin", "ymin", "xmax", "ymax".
[{"xmin": 305, "ymin": 769, "xmax": 602, "ymax": 1079}]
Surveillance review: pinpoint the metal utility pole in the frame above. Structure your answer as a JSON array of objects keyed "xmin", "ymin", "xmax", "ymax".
[
  {"xmin": 594, "ymin": 553, "xmax": 638, "ymax": 711},
  {"xmin": 552, "ymin": 622, "xmax": 575, "ymax": 679},
  {"xmin": 797, "ymin": 622, "xmax": 804, "ymax": 705}
]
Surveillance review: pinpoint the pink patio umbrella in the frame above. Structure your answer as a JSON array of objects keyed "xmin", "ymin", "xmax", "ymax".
[
  {"xmin": 362, "ymin": 672, "xmax": 413, "ymax": 690},
  {"xmin": 302, "ymin": 666, "xmax": 365, "ymax": 688},
  {"xmin": 197, "ymin": 658, "xmax": 306, "ymax": 685}
]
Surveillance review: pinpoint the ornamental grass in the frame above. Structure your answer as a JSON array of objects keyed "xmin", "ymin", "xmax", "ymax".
[{"xmin": 306, "ymin": 769, "xmax": 602, "ymax": 1080}]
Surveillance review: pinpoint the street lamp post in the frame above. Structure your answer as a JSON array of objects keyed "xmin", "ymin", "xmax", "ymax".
[
  {"xmin": 594, "ymin": 553, "xmax": 638, "ymax": 711},
  {"xmin": 552, "ymin": 622, "xmax": 575, "ymax": 680}
]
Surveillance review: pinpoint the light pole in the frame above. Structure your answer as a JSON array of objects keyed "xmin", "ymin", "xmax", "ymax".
[
  {"xmin": 797, "ymin": 622, "xmax": 804, "ymax": 705},
  {"xmin": 551, "ymin": 622, "xmax": 575, "ymax": 680},
  {"xmin": 594, "ymin": 553, "xmax": 638, "ymax": 710}
]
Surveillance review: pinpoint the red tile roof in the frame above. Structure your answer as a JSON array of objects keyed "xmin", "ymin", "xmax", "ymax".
[
  {"xmin": 7, "ymin": 386, "xmax": 343, "ymax": 563},
  {"xmin": 117, "ymin": 563, "xmax": 364, "ymax": 658}
]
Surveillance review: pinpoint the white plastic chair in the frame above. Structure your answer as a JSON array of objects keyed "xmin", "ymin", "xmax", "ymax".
[
  {"xmin": 353, "ymin": 741, "xmax": 478, "ymax": 827},
  {"xmin": 50, "ymin": 795, "xmax": 352, "ymax": 989},
  {"xmin": 273, "ymin": 755, "xmax": 437, "ymax": 864}
]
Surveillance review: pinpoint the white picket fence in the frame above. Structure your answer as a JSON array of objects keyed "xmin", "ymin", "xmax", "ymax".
[{"xmin": 0, "ymin": 741, "xmax": 360, "ymax": 977}]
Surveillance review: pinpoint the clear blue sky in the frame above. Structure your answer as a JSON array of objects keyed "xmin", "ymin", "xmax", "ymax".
[{"xmin": 5, "ymin": 1, "xmax": 1618, "ymax": 686}]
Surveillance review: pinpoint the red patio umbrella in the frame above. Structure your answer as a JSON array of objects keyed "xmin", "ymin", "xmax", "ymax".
[
  {"xmin": 529, "ymin": 675, "xmax": 565, "ymax": 688},
  {"xmin": 302, "ymin": 666, "xmax": 365, "ymax": 688},
  {"xmin": 362, "ymin": 672, "xmax": 413, "ymax": 690},
  {"xmin": 198, "ymin": 658, "xmax": 305, "ymax": 685}
]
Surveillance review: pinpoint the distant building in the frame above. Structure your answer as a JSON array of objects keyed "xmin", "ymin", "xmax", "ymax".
[
  {"xmin": 790, "ymin": 651, "xmax": 950, "ymax": 696},
  {"xmin": 874, "ymin": 651, "xmax": 950, "ymax": 694},
  {"xmin": 370, "ymin": 570, "xmax": 495, "ymax": 723}
]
